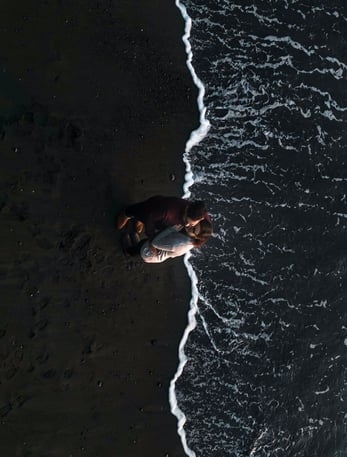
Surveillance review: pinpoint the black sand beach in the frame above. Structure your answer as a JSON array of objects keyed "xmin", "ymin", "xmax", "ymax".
[{"xmin": 0, "ymin": 1, "xmax": 198, "ymax": 455}]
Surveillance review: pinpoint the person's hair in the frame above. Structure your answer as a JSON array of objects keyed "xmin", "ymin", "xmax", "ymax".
[
  {"xmin": 186, "ymin": 200, "xmax": 206, "ymax": 221},
  {"xmin": 191, "ymin": 219, "xmax": 213, "ymax": 247}
]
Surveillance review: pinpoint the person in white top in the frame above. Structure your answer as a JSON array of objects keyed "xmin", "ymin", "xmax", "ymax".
[{"xmin": 140, "ymin": 219, "xmax": 212, "ymax": 263}]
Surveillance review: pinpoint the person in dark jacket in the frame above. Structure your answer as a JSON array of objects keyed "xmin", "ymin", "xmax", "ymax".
[{"xmin": 117, "ymin": 195, "xmax": 211, "ymax": 239}]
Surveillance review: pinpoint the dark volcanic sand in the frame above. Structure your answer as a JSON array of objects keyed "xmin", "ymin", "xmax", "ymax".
[{"xmin": 0, "ymin": 1, "xmax": 198, "ymax": 456}]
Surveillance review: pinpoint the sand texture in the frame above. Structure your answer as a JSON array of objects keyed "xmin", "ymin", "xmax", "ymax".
[{"xmin": 0, "ymin": 1, "xmax": 199, "ymax": 455}]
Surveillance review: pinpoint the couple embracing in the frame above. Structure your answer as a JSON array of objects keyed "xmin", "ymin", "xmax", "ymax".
[{"xmin": 117, "ymin": 195, "xmax": 212, "ymax": 263}]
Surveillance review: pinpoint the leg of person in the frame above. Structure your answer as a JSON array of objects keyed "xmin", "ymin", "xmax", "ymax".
[
  {"xmin": 127, "ymin": 238, "xmax": 146, "ymax": 256},
  {"xmin": 117, "ymin": 212, "xmax": 131, "ymax": 229},
  {"xmin": 120, "ymin": 230, "xmax": 146, "ymax": 256},
  {"xmin": 117, "ymin": 201, "xmax": 144, "ymax": 229},
  {"xmin": 135, "ymin": 220, "xmax": 144, "ymax": 234},
  {"xmin": 117, "ymin": 196, "xmax": 162, "ymax": 231}
]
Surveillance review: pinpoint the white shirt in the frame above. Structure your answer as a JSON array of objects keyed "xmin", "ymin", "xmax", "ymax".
[{"xmin": 141, "ymin": 225, "xmax": 194, "ymax": 263}]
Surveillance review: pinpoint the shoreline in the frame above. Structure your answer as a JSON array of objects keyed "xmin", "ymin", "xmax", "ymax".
[{"xmin": 0, "ymin": 1, "xmax": 198, "ymax": 456}]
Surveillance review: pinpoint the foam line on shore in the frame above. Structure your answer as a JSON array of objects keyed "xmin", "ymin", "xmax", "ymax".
[
  {"xmin": 169, "ymin": 2, "xmax": 211, "ymax": 456},
  {"xmin": 176, "ymin": 2, "xmax": 211, "ymax": 197}
]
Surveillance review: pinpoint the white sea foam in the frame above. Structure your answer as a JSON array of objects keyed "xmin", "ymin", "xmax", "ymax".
[
  {"xmin": 176, "ymin": 2, "xmax": 211, "ymax": 197},
  {"xmin": 169, "ymin": 2, "xmax": 211, "ymax": 457},
  {"xmin": 169, "ymin": 253, "xmax": 198, "ymax": 457}
]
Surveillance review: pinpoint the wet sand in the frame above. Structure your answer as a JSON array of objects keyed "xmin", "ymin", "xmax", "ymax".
[{"xmin": 0, "ymin": 1, "xmax": 198, "ymax": 455}]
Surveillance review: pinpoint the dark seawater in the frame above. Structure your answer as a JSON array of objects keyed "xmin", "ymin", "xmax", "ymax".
[{"xmin": 175, "ymin": 1, "xmax": 347, "ymax": 456}]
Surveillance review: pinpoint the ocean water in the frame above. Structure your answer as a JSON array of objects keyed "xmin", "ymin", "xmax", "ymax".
[{"xmin": 170, "ymin": 1, "xmax": 347, "ymax": 456}]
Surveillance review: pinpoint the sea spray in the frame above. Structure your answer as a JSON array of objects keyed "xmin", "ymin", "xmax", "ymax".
[{"xmin": 168, "ymin": 1, "xmax": 210, "ymax": 456}]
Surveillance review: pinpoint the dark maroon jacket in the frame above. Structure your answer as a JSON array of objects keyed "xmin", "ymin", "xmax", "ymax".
[
  {"xmin": 126, "ymin": 195, "xmax": 210, "ymax": 238},
  {"xmin": 142, "ymin": 196, "xmax": 188, "ymax": 238}
]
